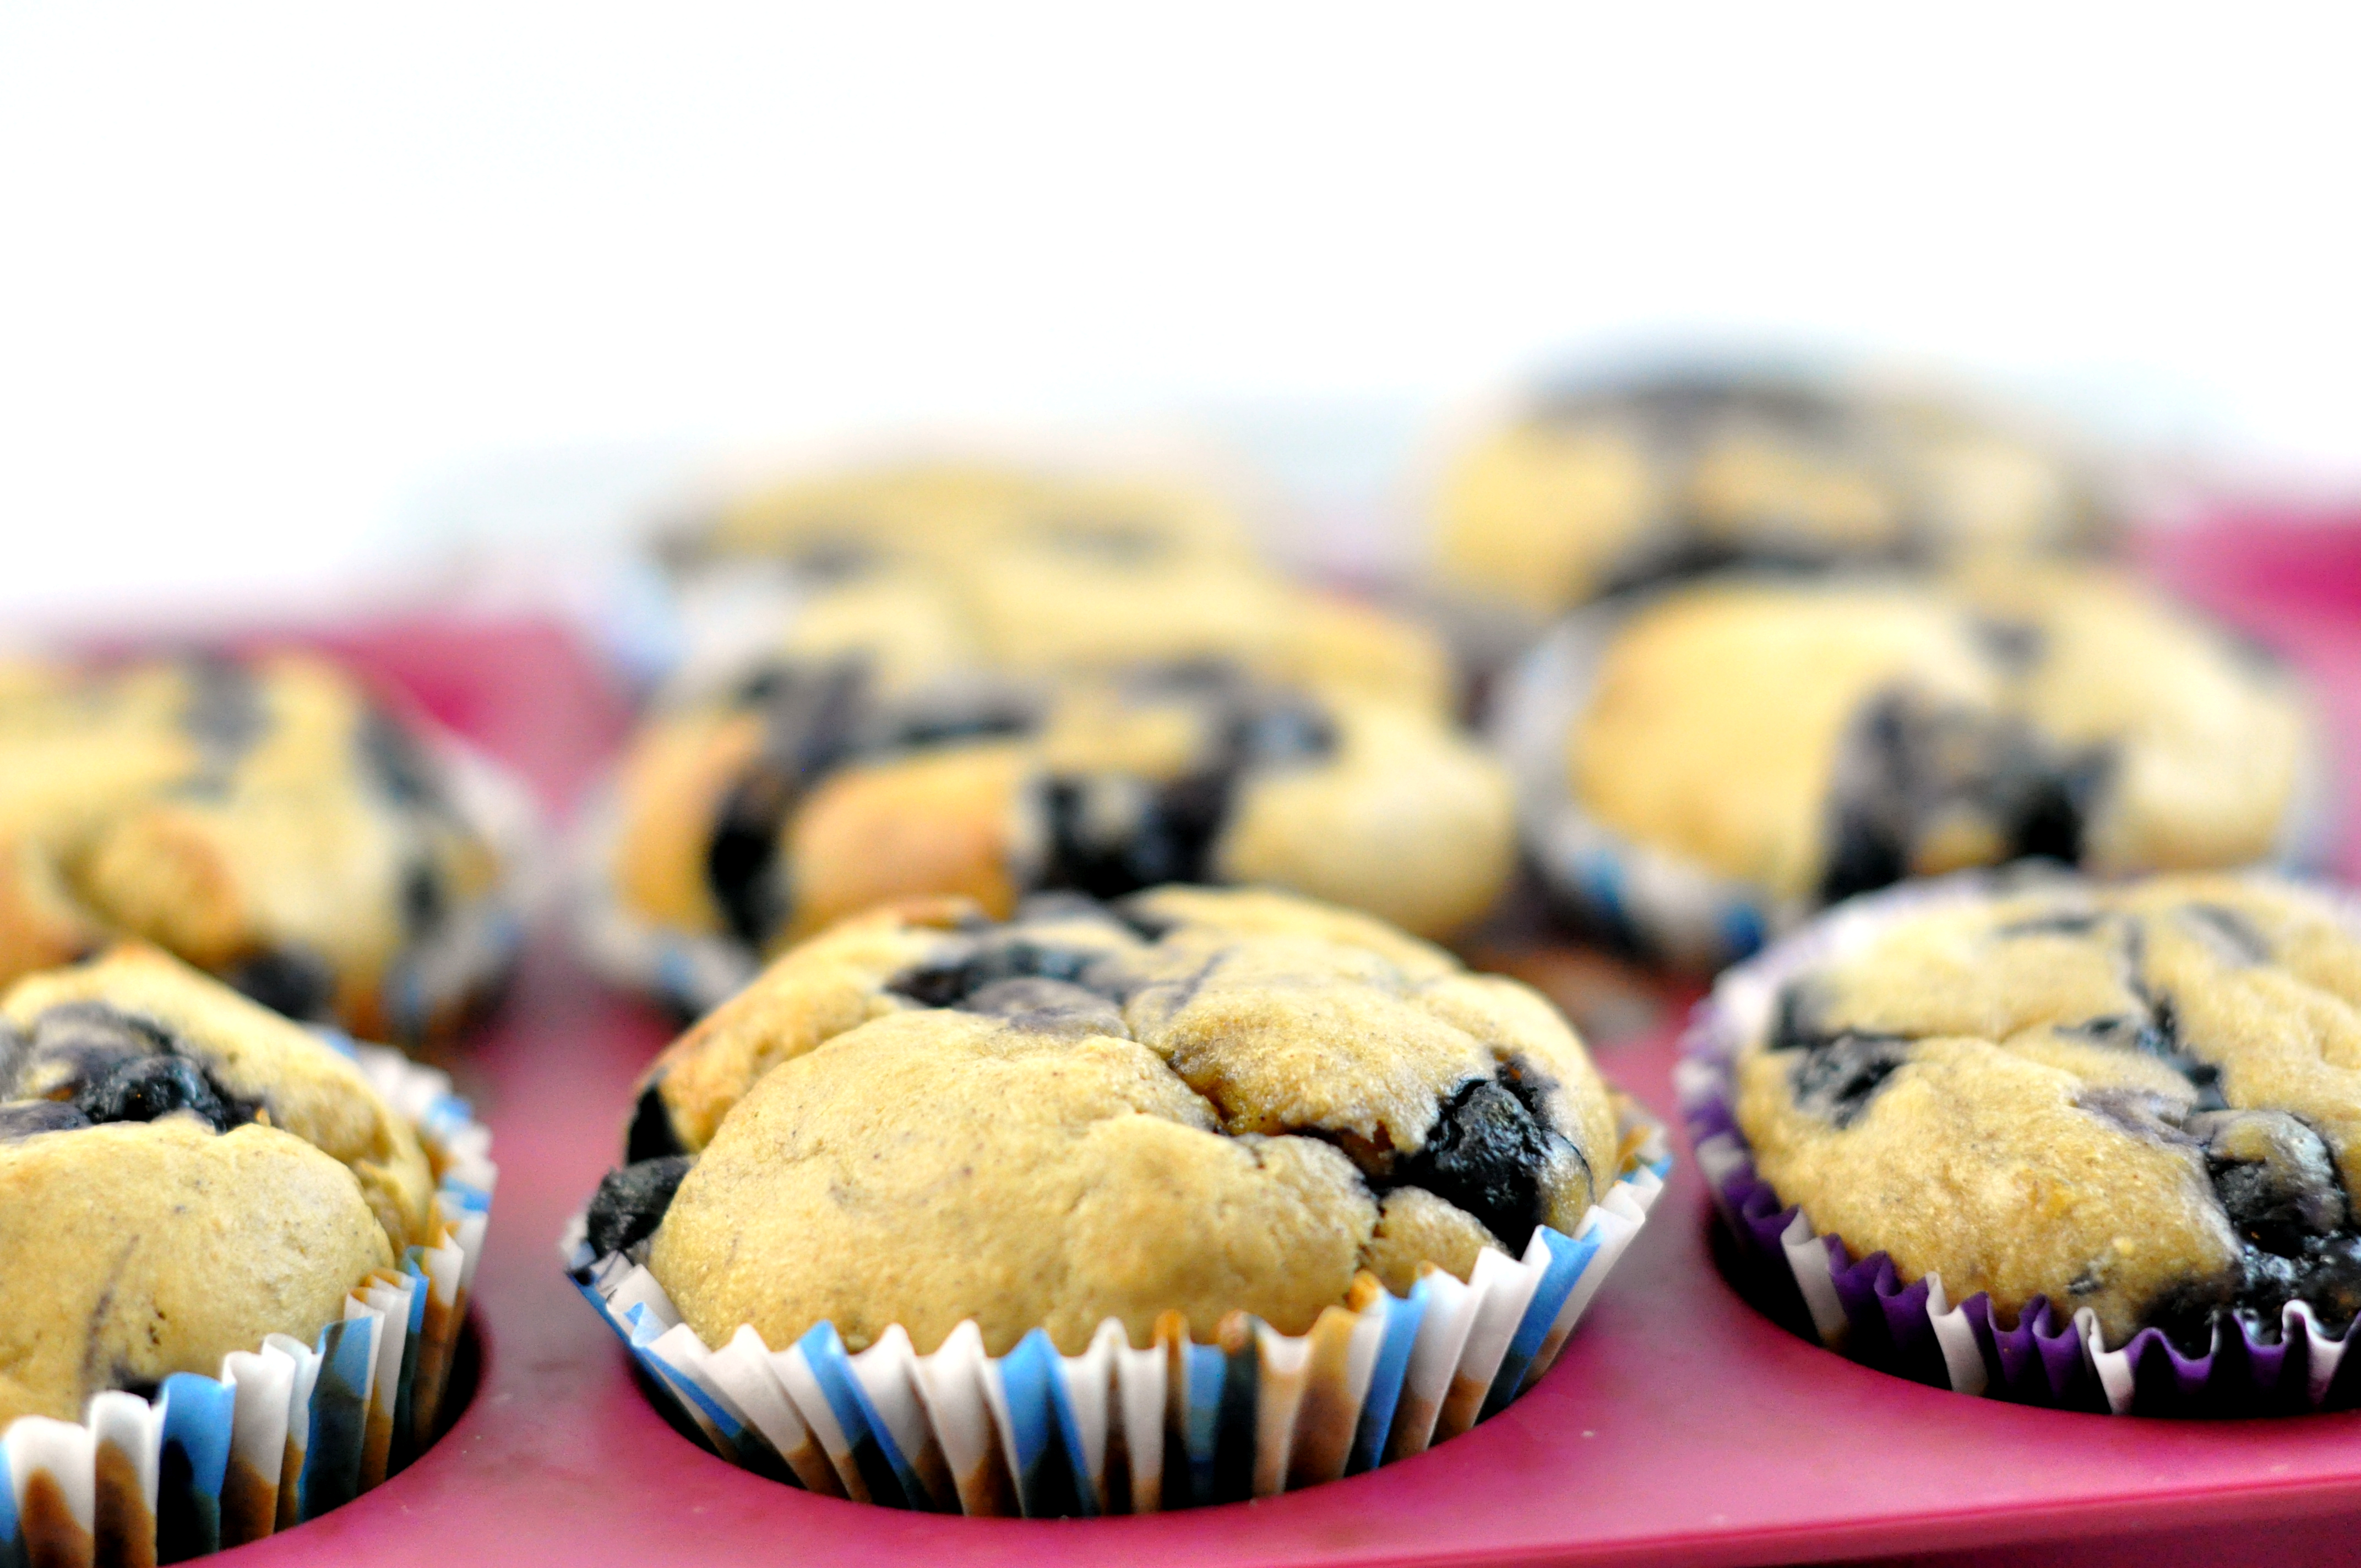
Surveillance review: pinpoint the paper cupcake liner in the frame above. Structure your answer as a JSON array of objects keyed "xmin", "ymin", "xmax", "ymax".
[
  {"xmin": 0, "ymin": 1042, "xmax": 498, "ymax": 1562},
  {"xmin": 562, "ymin": 1112, "xmax": 1669, "ymax": 1516},
  {"xmin": 379, "ymin": 732, "xmax": 548, "ymax": 1044},
  {"xmin": 1491, "ymin": 597, "xmax": 2339, "ymax": 977},
  {"xmin": 567, "ymin": 779, "xmax": 757, "ymax": 1019},
  {"xmin": 1676, "ymin": 870, "xmax": 2361, "ymax": 1418}
]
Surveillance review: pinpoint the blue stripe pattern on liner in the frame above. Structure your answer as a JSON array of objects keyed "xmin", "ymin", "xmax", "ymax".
[
  {"xmin": 442, "ymin": 1180, "xmax": 493, "ymax": 1216},
  {"xmin": 1033, "ymin": 1333, "xmax": 1097, "ymax": 1518},
  {"xmin": 1482, "ymin": 1228, "xmax": 1602, "ymax": 1421},
  {"xmin": 1211, "ymin": 1332, "xmax": 1259, "ymax": 1504},
  {"xmin": 1173, "ymin": 1341, "xmax": 1225, "ymax": 1507},
  {"xmin": 1347, "ymin": 1280, "xmax": 1428, "ymax": 1476},
  {"xmin": 575, "ymin": 1276, "xmax": 640, "ymax": 1348},
  {"xmin": 298, "ymin": 1317, "xmax": 374, "ymax": 1521},
  {"xmin": 0, "ymin": 1444, "xmax": 18, "ymax": 1568},
  {"xmin": 629, "ymin": 1310, "xmax": 742, "ymax": 1462},
  {"xmin": 309, "ymin": 1026, "xmax": 361, "ymax": 1060},
  {"xmin": 794, "ymin": 1324, "xmax": 916, "ymax": 1510},
  {"xmin": 157, "ymin": 1371, "xmax": 235, "ymax": 1561},
  {"xmin": 390, "ymin": 1262, "xmax": 429, "ymax": 1474},
  {"xmin": 997, "ymin": 1331, "xmax": 1081, "ymax": 1518}
]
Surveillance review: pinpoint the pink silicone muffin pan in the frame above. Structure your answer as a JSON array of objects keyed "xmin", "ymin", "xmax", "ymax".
[{"xmin": 195, "ymin": 509, "xmax": 2361, "ymax": 1566}]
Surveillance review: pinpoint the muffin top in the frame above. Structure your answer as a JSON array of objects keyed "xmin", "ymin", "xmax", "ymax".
[
  {"xmin": 0, "ymin": 947, "xmax": 434, "ymax": 1423},
  {"xmin": 1434, "ymin": 371, "xmax": 2107, "ymax": 624},
  {"xmin": 1724, "ymin": 872, "xmax": 2361, "ymax": 1349},
  {"xmin": 1537, "ymin": 569, "xmax": 2311, "ymax": 915},
  {"xmin": 0, "ymin": 651, "xmax": 515, "ymax": 1042},
  {"xmin": 596, "ymin": 886, "xmax": 1623, "ymax": 1357},
  {"xmin": 597, "ymin": 657, "xmax": 1514, "ymax": 1012},
  {"xmin": 666, "ymin": 460, "xmax": 1257, "ymax": 581}
]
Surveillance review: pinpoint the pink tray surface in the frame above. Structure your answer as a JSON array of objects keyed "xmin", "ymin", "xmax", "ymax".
[{"xmin": 208, "ymin": 510, "xmax": 2361, "ymax": 1567}]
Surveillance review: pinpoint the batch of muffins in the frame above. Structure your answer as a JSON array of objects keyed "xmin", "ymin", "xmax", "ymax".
[{"xmin": 2, "ymin": 362, "xmax": 2353, "ymax": 1553}]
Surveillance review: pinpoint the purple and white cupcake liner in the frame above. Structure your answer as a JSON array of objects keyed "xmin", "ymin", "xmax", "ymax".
[{"xmin": 1676, "ymin": 870, "xmax": 2361, "ymax": 1418}]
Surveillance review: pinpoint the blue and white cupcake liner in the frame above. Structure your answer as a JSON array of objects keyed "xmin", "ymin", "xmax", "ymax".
[
  {"xmin": 1677, "ymin": 870, "xmax": 2361, "ymax": 1417},
  {"xmin": 1492, "ymin": 596, "xmax": 2338, "ymax": 976},
  {"xmin": 0, "ymin": 1043, "xmax": 497, "ymax": 1563},
  {"xmin": 381, "ymin": 733, "xmax": 547, "ymax": 1043},
  {"xmin": 563, "ymin": 1111, "xmax": 1668, "ymax": 1516}
]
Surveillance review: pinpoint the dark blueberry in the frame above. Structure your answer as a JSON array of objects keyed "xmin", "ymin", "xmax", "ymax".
[
  {"xmin": 2193, "ymin": 1110, "xmax": 2347, "ymax": 1253},
  {"xmin": 885, "ymin": 697, "xmax": 1040, "ymax": 751},
  {"xmin": 1818, "ymin": 689, "xmax": 2106, "ymax": 905},
  {"xmin": 1392, "ymin": 1062, "xmax": 1579, "ymax": 1255},
  {"xmin": 786, "ymin": 538, "xmax": 880, "ymax": 582},
  {"xmin": 1995, "ymin": 912, "xmax": 2107, "ymax": 938},
  {"xmin": 400, "ymin": 859, "xmax": 447, "ymax": 935},
  {"xmin": 1221, "ymin": 686, "xmax": 1336, "ymax": 767},
  {"xmin": 885, "ymin": 940, "xmax": 1103, "ymax": 1009},
  {"xmin": 1968, "ymin": 616, "xmax": 2047, "ymax": 672},
  {"xmin": 224, "ymin": 948, "xmax": 338, "ymax": 1023},
  {"xmin": 625, "ymin": 1075, "xmax": 686, "ymax": 1162},
  {"xmin": 1036, "ymin": 771, "xmax": 1230, "ymax": 900},
  {"xmin": 1595, "ymin": 537, "xmax": 1886, "ymax": 601},
  {"xmin": 1766, "ymin": 981, "xmax": 1834, "ymax": 1054},
  {"xmin": 0, "ymin": 1101, "xmax": 92, "ymax": 1140},
  {"xmin": 956, "ymin": 977, "xmax": 1129, "ymax": 1038},
  {"xmin": 586, "ymin": 1155, "xmax": 694, "ymax": 1257},
  {"xmin": 2181, "ymin": 902, "xmax": 2272, "ymax": 966},
  {"xmin": 21, "ymin": 1001, "xmax": 177, "ymax": 1087},
  {"xmin": 73, "ymin": 1054, "xmax": 239, "ymax": 1131},
  {"xmin": 705, "ymin": 660, "xmax": 872, "ymax": 947},
  {"xmin": 181, "ymin": 654, "xmax": 265, "ymax": 764},
  {"xmin": 1108, "ymin": 900, "xmax": 1176, "ymax": 943},
  {"xmin": 2156, "ymin": 1233, "xmax": 2361, "ymax": 1356},
  {"xmin": 359, "ymin": 707, "xmax": 439, "ymax": 807},
  {"xmin": 2072, "ymin": 1086, "xmax": 2200, "ymax": 1146},
  {"xmin": 1787, "ymin": 1035, "xmax": 1913, "ymax": 1129}
]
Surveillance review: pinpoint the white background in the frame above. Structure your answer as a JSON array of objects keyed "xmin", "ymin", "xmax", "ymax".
[{"xmin": 3, "ymin": 3, "xmax": 2358, "ymax": 626}]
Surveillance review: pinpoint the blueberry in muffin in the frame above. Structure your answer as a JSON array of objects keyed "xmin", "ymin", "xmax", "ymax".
[
  {"xmin": 1721, "ymin": 872, "xmax": 2361, "ymax": 1354},
  {"xmin": 0, "ymin": 945, "xmax": 437, "ymax": 1425},
  {"xmin": 592, "ymin": 886, "xmax": 1623, "ymax": 1357},
  {"xmin": 586, "ymin": 658, "xmax": 1514, "ymax": 1012},
  {"xmin": 1497, "ymin": 567, "xmax": 2320, "ymax": 968},
  {"xmin": 1432, "ymin": 368, "xmax": 2110, "ymax": 634},
  {"xmin": 0, "ymin": 652, "xmax": 528, "ymax": 1043}
]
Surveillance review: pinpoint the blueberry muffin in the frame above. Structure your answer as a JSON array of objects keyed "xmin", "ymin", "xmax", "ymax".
[
  {"xmin": 0, "ymin": 945, "xmax": 437, "ymax": 1425},
  {"xmin": 1498, "ymin": 568, "xmax": 2320, "ymax": 968},
  {"xmin": 657, "ymin": 461, "xmax": 1449, "ymax": 714},
  {"xmin": 667, "ymin": 460, "xmax": 1256, "ymax": 580},
  {"xmin": 0, "ymin": 652, "xmax": 529, "ymax": 1043},
  {"xmin": 1720, "ymin": 871, "xmax": 2361, "ymax": 1352},
  {"xmin": 1433, "ymin": 371, "xmax": 2109, "ymax": 633},
  {"xmin": 585, "ymin": 659, "xmax": 1515, "ymax": 1011},
  {"xmin": 590, "ymin": 885, "xmax": 1624, "ymax": 1357}
]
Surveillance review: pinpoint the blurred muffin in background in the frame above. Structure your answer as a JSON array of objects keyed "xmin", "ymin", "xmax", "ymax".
[
  {"xmin": 580, "ymin": 648, "xmax": 1514, "ymax": 1015},
  {"xmin": 1493, "ymin": 565, "xmax": 2324, "ymax": 971},
  {"xmin": 1430, "ymin": 369, "xmax": 2115, "ymax": 656},
  {"xmin": 651, "ymin": 460, "xmax": 1446, "ymax": 706},
  {"xmin": 0, "ymin": 652, "xmax": 533, "ymax": 1045}
]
